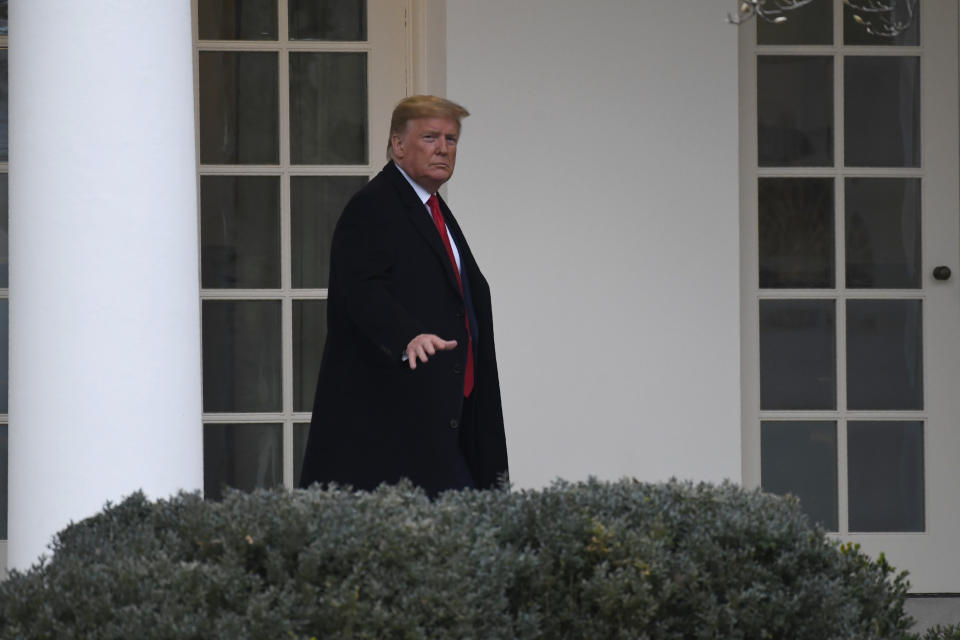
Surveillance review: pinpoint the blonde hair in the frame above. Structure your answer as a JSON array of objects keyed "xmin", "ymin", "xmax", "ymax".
[{"xmin": 386, "ymin": 95, "xmax": 470, "ymax": 159}]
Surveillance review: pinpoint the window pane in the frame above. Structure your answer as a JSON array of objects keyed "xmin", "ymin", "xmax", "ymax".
[
  {"xmin": 291, "ymin": 176, "xmax": 365, "ymax": 288},
  {"xmin": 199, "ymin": 51, "xmax": 279, "ymax": 164},
  {"xmin": 294, "ymin": 422, "xmax": 311, "ymax": 487},
  {"xmin": 844, "ymin": 2, "xmax": 919, "ymax": 46},
  {"xmin": 293, "ymin": 300, "xmax": 327, "ymax": 412},
  {"xmin": 290, "ymin": 52, "xmax": 368, "ymax": 165},
  {"xmin": 0, "ymin": 300, "xmax": 6, "ymax": 413},
  {"xmin": 758, "ymin": 56, "xmax": 833, "ymax": 167},
  {"xmin": 844, "ymin": 56, "xmax": 920, "ymax": 167},
  {"xmin": 0, "ymin": 424, "xmax": 6, "ymax": 539},
  {"xmin": 845, "ymin": 178, "xmax": 921, "ymax": 289},
  {"xmin": 0, "ymin": 49, "xmax": 7, "ymax": 162},
  {"xmin": 198, "ymin": 0, "xmax": 278, "ymax": 40},
  {"xmin": 202, "ymin": 300, "xmax": 282, "ymax": 412},
  {"xmin": 761, "ymin": 421, "xmax": 838, "ymax": 531},
  {"xmin": 757, "ymin": 0, "xmax": 832, "ymax": 45},
  {"xmin": 0, "ymin": 173, "xmax": 7, "ymax": 288},
  {"xmin": 848, "ymin": 421, "xmax": 924, "ymax": 532},
  {"xmin": 760, "ymin": 299, "xmax": 836, "ymax": 410},
  {"xmin": 759, "ymin": 177, "xmax": 834, "ymax": 288},
  {"xmin": 289, "ymin": 0, "xmax": 366, "ymax": 41},
  {"xmin": 846, "ymin": 299, "xmax": 923, "ymax": 410},
  {"xmin": 0, "ymin": 1, "xmax": 7, "ymax": 36},
  {"xmin": 201, "ymin": 176, "xmax": 281, "ymax": 288},
  {"xmin": 204, "ymin": 423, "xmax": 282, "ymax": 500}
]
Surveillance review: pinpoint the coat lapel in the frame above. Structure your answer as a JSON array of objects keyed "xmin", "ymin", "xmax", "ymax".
[{"xmin": 385, "ymin": 163, "xmax": 464, "ymax": 296}]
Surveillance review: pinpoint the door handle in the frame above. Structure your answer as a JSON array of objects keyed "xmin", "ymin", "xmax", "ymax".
[{"xmin": 933, "ymin": 266, "xmax": 952, "ymax": 280}]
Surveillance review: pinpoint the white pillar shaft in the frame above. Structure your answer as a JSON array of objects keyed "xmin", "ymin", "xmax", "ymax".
[{"xmin": 8, "ymin": 0, "xmax": 203, "ymax": 569}]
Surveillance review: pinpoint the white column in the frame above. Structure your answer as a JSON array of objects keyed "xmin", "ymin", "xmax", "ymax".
[{"xmin": 7, "ymin": 1, "xmax": 203, "ymax": 569}]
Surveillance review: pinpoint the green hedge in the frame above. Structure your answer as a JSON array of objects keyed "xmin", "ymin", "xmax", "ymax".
[
  {"xmin": 921, "ymin": 625, "xmax": 960, "ymax": 640},
  {"xmin": 0, "ymin": 480, "xmax": 916, "ymax": 639}
]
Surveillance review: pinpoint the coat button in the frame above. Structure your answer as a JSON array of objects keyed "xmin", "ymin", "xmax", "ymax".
[
  {"xmin": 452, "ymin": 364, "xmax": 463, "ymax": 375},
  {"xmin": 449, "ymin": 419, "xmax": 459, "ymax": 430}
]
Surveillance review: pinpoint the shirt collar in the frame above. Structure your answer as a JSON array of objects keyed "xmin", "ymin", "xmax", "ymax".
[{"xmin": 393, "ymin": 162, "xmax": 433, "ymax": 205}]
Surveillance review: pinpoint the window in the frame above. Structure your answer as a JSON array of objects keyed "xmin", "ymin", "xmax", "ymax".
[
  {"xmin": 743, "ymin": 0, "xmax": 932, "ymax": 534},
  {"xmin": 0, "ymin": 0, "xmax": 10, "ymax": 539},
  {"xmin": 193, "ymin": 0, "xmax": 406, "ymax": 497}
]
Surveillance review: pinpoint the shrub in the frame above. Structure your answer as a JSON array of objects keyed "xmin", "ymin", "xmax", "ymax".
[
  {"xmin": 921, "ymin": 625, "xmax": 960, "ymax": 640},
  {"xmin": 0, "ymin": 479, "xmax": 915, "ymax": 639}
]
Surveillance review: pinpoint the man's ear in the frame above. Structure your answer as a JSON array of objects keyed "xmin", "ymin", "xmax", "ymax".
[{"xmin": 390, "ymin": 134, "xmax": 404, "ymax": 159}]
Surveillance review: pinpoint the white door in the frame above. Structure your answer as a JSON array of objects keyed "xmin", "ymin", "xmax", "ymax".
[{"xmin": 740, "ymin": 0, "xmax": 960, "ymax": 592}]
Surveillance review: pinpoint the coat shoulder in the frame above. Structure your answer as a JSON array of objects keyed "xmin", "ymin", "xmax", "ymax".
[{"xmin": 341, "ymin": 165, "xmax": 408, "ymax": 220}]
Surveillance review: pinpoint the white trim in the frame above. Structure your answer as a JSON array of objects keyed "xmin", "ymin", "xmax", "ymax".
[{"xmin": 410, "ymin": 0, "xmax": 446, "ymax": 96}]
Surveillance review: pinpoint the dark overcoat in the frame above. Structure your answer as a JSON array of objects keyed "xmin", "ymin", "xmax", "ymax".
[{"xmin": 298, "ymin": 162, "xmax": 508, "ymax": 495}]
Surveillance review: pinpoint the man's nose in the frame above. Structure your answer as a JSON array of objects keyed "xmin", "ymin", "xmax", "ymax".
[{"xmin": 436, "ymin": 138, "xmax": 448, "ymax": 153}]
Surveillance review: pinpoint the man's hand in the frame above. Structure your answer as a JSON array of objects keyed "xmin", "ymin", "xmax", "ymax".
[{"xmin": 406, "ymin": 334, "xmax": 457, "ymax": 369}]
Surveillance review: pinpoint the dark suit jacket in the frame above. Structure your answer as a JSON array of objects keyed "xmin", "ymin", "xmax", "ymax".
[{"xmin": 298, "ymin": 162, "xmax": 508, "ymax": 495}]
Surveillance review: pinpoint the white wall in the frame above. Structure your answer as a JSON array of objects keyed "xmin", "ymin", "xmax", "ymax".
[{"xmin": 446, "ymin": 1, "xmax": 741, "ymax": 488}]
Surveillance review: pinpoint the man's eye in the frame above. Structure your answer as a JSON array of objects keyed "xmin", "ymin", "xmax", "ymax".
[{"xmin": 446, "ymin": 137, "xmax": 458, "ymax": 145}]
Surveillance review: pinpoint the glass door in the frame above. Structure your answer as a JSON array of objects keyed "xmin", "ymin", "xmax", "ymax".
[{"xmin": 740, "ymin": 0, "xmax": 960, "ymax": 592}]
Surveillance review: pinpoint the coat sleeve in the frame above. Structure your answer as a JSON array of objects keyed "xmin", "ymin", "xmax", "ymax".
[{"xmin": 329, "ymin": 199, "xmax": 424, "ymax": 363}]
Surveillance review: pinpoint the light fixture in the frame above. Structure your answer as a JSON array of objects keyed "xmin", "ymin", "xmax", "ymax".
[
  {"xmin": 727, "ymin": 0, "xmax": 817, "ymax": 26},
  {"xmin": 728, "ymin": 0, "xmax": 918, "ymax": 37},
  {"xmin": 843, "ymin": 0, "xmax": 917, "ymax": 37}
]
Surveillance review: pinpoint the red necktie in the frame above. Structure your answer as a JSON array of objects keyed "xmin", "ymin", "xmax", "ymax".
[{"xmin": 427, "ymin": 194, "xmax": 474, "ymax": 397}]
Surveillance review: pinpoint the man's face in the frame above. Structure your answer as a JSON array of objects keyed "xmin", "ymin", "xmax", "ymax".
[{"xmin": 391, "ymin": 117, "xmax": 460, "ymax": 193}]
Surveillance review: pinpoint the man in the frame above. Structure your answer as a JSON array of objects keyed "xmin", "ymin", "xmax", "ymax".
[{"xmin": 298, "ymin": 95, "xmax": 508, "ymax": 496}]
